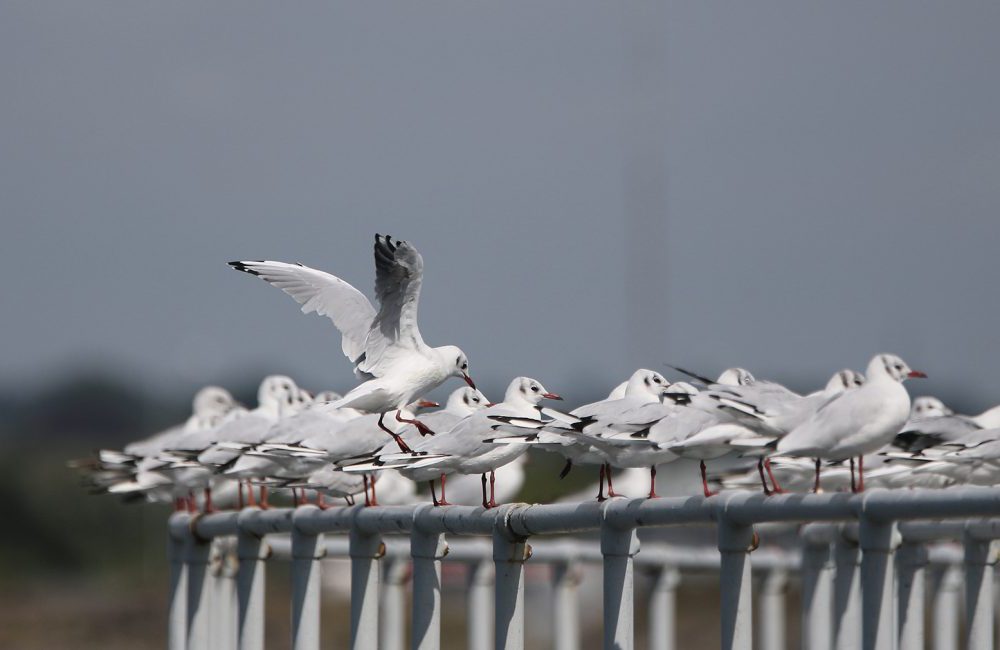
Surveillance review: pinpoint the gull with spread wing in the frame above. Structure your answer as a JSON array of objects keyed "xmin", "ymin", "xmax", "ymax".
[{"xmin": 230, "ymin": 234, "xmax": 476, "ymax": 453}]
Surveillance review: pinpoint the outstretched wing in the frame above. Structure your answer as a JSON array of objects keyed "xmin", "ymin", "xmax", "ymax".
[
  {"xmin": 229, "ymin": 260, "xmax": 376, "ymax": 365},
  {"xmin": 359, "ymin": 234, "xmax": 427, "ymax": 374}
]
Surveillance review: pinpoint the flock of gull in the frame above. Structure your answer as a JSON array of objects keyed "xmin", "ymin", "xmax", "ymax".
[{"xmin": 75, "ymin": 234, "xmax": 1000, "ymax": 512}]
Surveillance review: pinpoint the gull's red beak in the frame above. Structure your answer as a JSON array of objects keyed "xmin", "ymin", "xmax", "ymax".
[
  {"xmin": 486, "ymin": 402, "xmax": 497, "ymax": 407},
  {"xmin": 416, "ymin": 400, "xmax": 440, "ymax": 409},
  {"xmin": 542, "ymin": 392, "xmax": 563, "ymax": 401},
  {"xmin": 463, "ymin": 373, "xmax": 477, "ymax": 390},
  {"xmin": 908, "ymin": 370, "xmax": 928, "ymax": 379}
]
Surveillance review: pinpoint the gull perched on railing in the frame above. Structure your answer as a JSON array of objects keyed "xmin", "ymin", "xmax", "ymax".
[
  {"xmin": 345, "ymin": 377, "xmax": 561, "ymax": 508},
  {"xmin": 239, "ymin": 398, "xmax": 439, "ymax": 506},
  {"xmin": 893, "ymin": 398, "xmax": 981, "ymax": 453},
  {"xmin": 683, "ymin": 368, "xmax": 867, "ymax": 494},
  {"xmin": 774, "ymin": 353, "xmax": 925, "ymax": 492},
  {"xmin": 151, "ymin": 375, "xmax": 307, "ymax": 510},
  {"xmin": 230, "ymin": 234, "xmax": 476, "ymax": 452},
  {"xmin": 488, "ymin": 369, "xmax": 681, "ymax": 500}
]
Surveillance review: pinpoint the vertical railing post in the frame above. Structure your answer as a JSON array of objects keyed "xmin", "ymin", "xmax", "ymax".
[
  {"xmin": 468, "ymin": 558, "xmax": 495, "ymax": 650},
  {"xmin": 648, "ymin": 565, "xmax": 680, "ymax": 650},
  {"xmin": 896, "ymin": 542, "xmax": 927, "ymax": 650},
  {"xmin": 184, "ymin": 525, "xmax": 213, "ymax": 650},
  {"xmin": 236, "ymin": 521, "xmax": 268, "ymax": 650},
  {"xmin": 801, "ymin": 528, "xmax": 834, "ymax": 650},
  {"xmin": 210, "ymin": 537, "xmax": 238, "ymax": 650},
  {"xmin": 291, "ymin": 506, "xmax": 324, "ymax": 650},
  {"xmin": 350, "ymin": 524, "xmax": 385, "ymax": 650},
  {"xmin": 601, "ymin": 521, "xmax": 639, "ymax": 650},
  {"xmin": 718, "ymin": 518, "xmax": 755, "ymax": 650},
  {"xmin": 930, "ymin": 564, "xmax": 961, "ymax": 650},
  {"xmin": 494, "ymin": 525, "xmax": 530, "ymax": 650},
  {"xmin": 964, "ymin": 532, "xmax": 997, "ymax": 650},
  {"xmin": 553, "ymin": 560, "xmax": 583, "ymax": 650},
  {"xmin": 759, "ymin": 568, "xmax": 788, "ymax": 650},
  {"xmin": 858, "ymin": 517, "xmax": 900, "ymax": 650},
  {"xmin": 381, "ymin": 556, "xmax": 410, "ymax": 650},
  {"xmin": 168, "ymin": 517, "xmax": 189, "ymax": 650},
  {"xmin": 832, "ymin": 530, "xmax": 861, "ymax": 650},
  {"xmin": 411, "ymin": 509, "xmax": 447, "ymax": 650}
]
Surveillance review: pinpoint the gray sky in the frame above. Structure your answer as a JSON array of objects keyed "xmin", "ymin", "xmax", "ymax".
[{"xmin": 2, "ymin": 3, "xmax": 999, "ymax": 408}]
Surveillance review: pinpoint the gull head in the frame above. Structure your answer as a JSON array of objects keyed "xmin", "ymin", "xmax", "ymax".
[
  {"xmin": 717, "ymin": 367, "xmax": 755, "ymax": 386},
  {"xmin": 257, "ymin": 375, "xmax": 303, "ymax": 414},
  {"xmin": 911, "ymin": 396, "xmax": 952, "ymax": 419},
  {"xmin": 446, "ymin": 387, "xmax": 492, "ymax": 414},
  {"xmin": 505, "ymin": 377, "xmax": 562, "ymax": 405},
  {"xmin": 192, "ymin": 386, "xmax": 241, "ymax": 418},
  {"xmin": 624, "ymin": 369, "xmax": 671, "ymax": 401},
  {"xmin": 436, "ymin": 345, "xmax": 476, "ymax": 390},
  {"xmin": 826, "ymin": 369, "xmax": 866, "ymax": 393},
  {"xmin": 869, "ymin": 354, "xmax": 926, "ymax": 383}
]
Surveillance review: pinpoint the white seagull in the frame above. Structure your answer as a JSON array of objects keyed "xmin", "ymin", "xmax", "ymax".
[
  {"xmin": 775, "ymin": 354, "xmax": 925, "ymax": 492},
  {"xmin": 492, "ymin": 369, "xmax": 680, "ymax": 500},
  {"xmin": 156, "ymin": 375, "xmax": 306, "ymax": 510},
  {"xmin": 230, "ymin": 234, "xmax": 476, "ymax": 451},
  {"xmin": 347, "ymin": 377, "xmax": 561, "ymax": 508}
]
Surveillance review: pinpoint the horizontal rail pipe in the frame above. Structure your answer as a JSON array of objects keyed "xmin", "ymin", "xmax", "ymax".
[{"xmin": 172, "ymin": 488, "xmax": 1000, "ymax": 544}]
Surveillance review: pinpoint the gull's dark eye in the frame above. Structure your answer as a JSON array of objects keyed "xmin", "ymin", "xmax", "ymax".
[
  {"xmin": 653, "ymin": 377, "xmax": 662, "ymax": 384},
  {"xmin": 530, "ymin": 385, "xmax": 539, "ymax": 392}
]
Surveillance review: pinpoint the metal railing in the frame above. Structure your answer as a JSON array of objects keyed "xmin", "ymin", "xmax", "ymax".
[{"xmin": 166, "ymin": 487, "xmax": 1000, "ymax": 650}]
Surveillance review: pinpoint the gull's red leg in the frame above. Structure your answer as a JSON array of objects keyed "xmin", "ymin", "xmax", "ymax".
[
  {"xmin": 395, "ymin": 410, "xmax": 436, "ymax": 436},
  {"xmin": 369, "ymin": 474, "xmax": 379, "ymax": 506},
  {"xmin": 481, "ymin": 473, "xmax": 489, "ymax": 509},
  {"xmin": 596, "ymin": 465, "xmax": 607, "ymax": 502},
  {"xmin": 648, "ymin": 465, "xmax": 659, "ymax": 499},
  {"xmin": 813, "ymin": 458, "xmax": 822, "ymax": 494},
  {"xmin": 488, "ymin": 470, "xmax": 497, "ymax": 508},
  {"xmin": 857, "ymin": 456, "xmax": 865, "ymax": 493},
  {"xmin": 757, "ymin": 459, "xmax": 772, "ymax": 496},
  {"xmin": 764, "ymin": 459, "xmax": 785, "ymax": 494},
  {"xmin": 380, "ymin": 412, "xmax": 413, "ymax": 452},
  {"xmin": 606, "ymin": 464, "xmax": 620, "ymax": 497},
  {"xmin": 700, "ymin": 461, "xmax": 717, "ymax": 498},
  {"xmin": 437, "ymin": 474, "xmax": 451, "ymax": 506},
  {"xmin": 429, "ymin": 480, "xmax": 439, "ymax": 507}
]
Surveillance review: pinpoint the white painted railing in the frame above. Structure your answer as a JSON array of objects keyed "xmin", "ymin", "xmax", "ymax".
[{"xmin": 166, "ymin": 488, "xmax": 1000, "ymax": 650}]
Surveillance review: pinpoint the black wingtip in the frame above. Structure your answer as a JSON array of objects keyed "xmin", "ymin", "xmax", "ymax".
[
  {"xmin": 228, "ymin": 261, "xmax": 260, "ymax": 276},
  {"xmin": 664, "ymin": 364, "xmax": 715, "ymax": 385}
]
